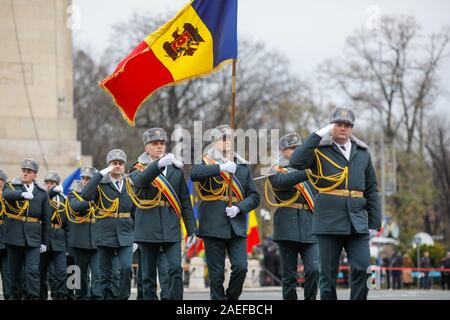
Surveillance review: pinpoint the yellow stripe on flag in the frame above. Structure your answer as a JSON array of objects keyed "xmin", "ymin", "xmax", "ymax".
[{"xmin": 146, "ymin": 6, "xmax": 214, "ymax": 82}]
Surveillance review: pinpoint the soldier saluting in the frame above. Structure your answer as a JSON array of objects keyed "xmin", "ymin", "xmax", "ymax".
[
  {"xmin": 129, "ymin": 127, "xmax": 196, "ymax": 300},
  {"xmin": 290, "ymin": 108, "xmax": 381, "ymax": 300},
  {"xmin": 1, "ymin": 159, "xmax": 51, "ymax": 300},
  {"xmin": 81, "ymin": 150, "xmax": 135, "ymax": 300},
  {"xmin": 266, "ymin": 133, "xmax": 319, "ymax": 300},
  {"xmin": 190, "ymin": 124, "xmax": 260, "ymax": 300}
]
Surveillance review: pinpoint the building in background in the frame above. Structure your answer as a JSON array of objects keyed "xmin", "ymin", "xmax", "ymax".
[{"xmin": 0, "ymin": 0, "xmax": 91, "ymax": 179}]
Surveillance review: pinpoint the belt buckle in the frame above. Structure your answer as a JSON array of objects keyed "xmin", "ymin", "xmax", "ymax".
[{"xmin": 343, "ymin": 190, "xmax": 350, "ymax": 197}]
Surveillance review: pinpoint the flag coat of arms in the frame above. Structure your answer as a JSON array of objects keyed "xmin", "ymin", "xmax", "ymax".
[{"xmin": 100, "ymin": 0, "xmax": 238, "ymax": 125}]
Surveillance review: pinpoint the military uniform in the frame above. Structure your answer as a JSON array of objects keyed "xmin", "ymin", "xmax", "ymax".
[
  {"xmin": 2, "ymin": 159, "xmax": 51, "ymax": 300},
  {"xmin": 129, "ymin": 128, "xmax": 196, "ymax": 300},
  {"xmin": 267, "ymin": 133, "xmax": 319, "ymax": 300},
  {"xmin": 0, "ymin": 169, "xmax": 11, "ymax": 300},
  {"xmin": 190, "ymin": 125, "xmax": 260, "ymax": 300},
  {"xmin": 39, "ymin": 171, "xmax": 70, "ymax": 300},
  {"xmin": 290, "ymin": 108, "xmax": 381, "ymax": 300},
  {"xmin": 135, "ymin": 247, "xmax": 170, "ymax": 300},
  {"xmin": 66, "ymin": 169, "xmax": 102, "ymax": 300},
  {"xmin": 81, "ymin": 150, "xmax": 135, "ymax": 300}
]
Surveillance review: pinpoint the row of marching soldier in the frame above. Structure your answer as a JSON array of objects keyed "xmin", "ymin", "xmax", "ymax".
[{"xmin": 0, "ymin": 107, "xmax": 381, "ymax": 300}]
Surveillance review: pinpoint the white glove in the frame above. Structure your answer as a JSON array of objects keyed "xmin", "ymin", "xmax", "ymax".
[
  {"xmin": 133, "ymin": 243, "xmax": 139, "ymax": 253},
  {"xmin": 40, "ymin": 244, "xmax": 47, "ymax": 253},
  {"xmin": 220, "ymin": 161, "xmax": 237, "ymax": 174},
  {"xmin": 100, "ymin": 166, "xmax": 113, "ymax": 176},
  {"xmin": 226, "ymin": 206, "xmax": 241, "ymax": 219},
  {"xmin": 21, "ymin": 191, "xmax": 34, "ymax": 200},
  {"xmin": 186, "ymin": 234, "xmax": 196, "ymax": 249},
  {"xmin": 53, "ymin": 185, "xmax": 64, "ymax": 194},
  {"xmin": 157, "ymin": 153, "xmax": 175, "ymax": 169},
  {"xmin": 316, "ymin": 124, "xmax": 335, "ymax": 137}
]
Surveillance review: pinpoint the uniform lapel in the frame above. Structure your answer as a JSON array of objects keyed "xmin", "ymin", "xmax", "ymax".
[
  {"xmin": 349, "ymin": 142, "xmax": 358, "ymax": 162},
  {"xmin": 330, "ymin": 144, "xmax": 349, "ymax": 164},
  {"xmin": 165, "ymin": 165, "xmax": 175, "ymax": 181}
]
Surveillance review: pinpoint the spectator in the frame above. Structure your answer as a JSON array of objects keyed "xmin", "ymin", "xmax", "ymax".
[
  {"xmin": 381, "ymin": 253, "xmax": 391, "ymax": 289},
  {"xmin": 441, "ymin": 252, "xmax": 450, "ymax": 290},
  {"xmin": 391, "ymin": 251, "xmax": 403, "ymax": 289},
  {"xmin": 402, "ymin": 254, "xmax": 414, "ymax": 289},
  {"xmin": 420, "ymin": 251, "xmax": 432, "ymax": 289}
]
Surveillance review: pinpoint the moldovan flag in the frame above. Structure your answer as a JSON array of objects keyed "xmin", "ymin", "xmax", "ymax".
[
  {"xmin": 100, "ymin": 0, "xmax": 238, "ymax": 125},
  {"xmin": 247, "ymin": 210, "xmax": 261, "ymax": 254}
]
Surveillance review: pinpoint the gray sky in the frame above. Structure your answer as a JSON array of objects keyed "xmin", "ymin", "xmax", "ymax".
[{"xmin": 73, "ymin": 0, "xmax": 450, "ymax": 114}]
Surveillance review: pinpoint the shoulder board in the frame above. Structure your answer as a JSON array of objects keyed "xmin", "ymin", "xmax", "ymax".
[
  {"xmin": 10, "ymin": 177, "xmax": 22, "ymax": 185},
  {"xmin": 351, "ymin": 135, "xmax": 369, "ymax": 149}
]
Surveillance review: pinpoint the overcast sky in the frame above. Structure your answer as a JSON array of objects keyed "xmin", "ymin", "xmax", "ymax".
[{"xmin": 73, "ymin": 0, "xmax": 450, "ymax": 114}]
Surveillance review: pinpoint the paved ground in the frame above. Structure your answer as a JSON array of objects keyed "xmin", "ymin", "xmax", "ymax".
[
  {"xmin": 2, "ymin": 287, "xmax": 449, "ymax": 300},
  {"xmin": 150, "ymin": 287, "xmax": 450, "ymax": 300}
]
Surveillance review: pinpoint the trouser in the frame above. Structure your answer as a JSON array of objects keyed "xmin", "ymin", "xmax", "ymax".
[
  {"xmin": 317, "ymin": 233, "xmax": 371, "ymax": 300},
  {"xmin": 7, "ymin": 244, "xmax": 40, "ymax": 300},
  {"xmin": 72, "ymin": 248, "xmax": 102, "ymax": 300},
  {"xmin": 0, "ymin": 248, "xmax": 11, "ymax": 300},
  {"xmin": 97, "ymin": 246, "xmax": 133, "ymax": 300},
  {"xmin": 140, "ymin": 242, "xmax": 182, "ymax": 300},
  {"xmin": 203, "ymin": 236, "xmax": 247, "ymax": 300},
  {"xmin": 420, "ymin": 272, "xmax": 430, "ymax": 289},
  {"xmin": 278, "ymin": 241, "xmax": 319, "ymax": 300},
  {"xmin": 39, "ymin": 250, "xmax": 67, "ymax": 299},
  {"xmin": 392, "ymin": 271, "xmax": 402, "ymax": 289}
]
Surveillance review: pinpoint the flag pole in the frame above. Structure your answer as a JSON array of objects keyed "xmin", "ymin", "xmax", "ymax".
[{"xmin": 228, "ymin": 60, "xmax": 237, "ymax": 208}]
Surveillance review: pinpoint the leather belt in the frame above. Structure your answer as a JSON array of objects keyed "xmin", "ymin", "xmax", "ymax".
[
  {"xmin": 320, "ymin": 189, "xmax": 364, "ymax": 198},
  {"xmin": 99, "ymin": 212, "xmax": 131, "ymax": 219},
  {"xmin": 7, "ymin": 215, "xmax": 41, "ymax": 223},
  {"xmin": 284, "ymin": 203, "xmax": 311, "ymax": 210}
]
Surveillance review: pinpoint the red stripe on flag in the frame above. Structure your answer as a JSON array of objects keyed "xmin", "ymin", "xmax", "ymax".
[
  {"xmin": 247, "ymin": 227, "xmax": 260, "ymax": 254},
  {"xmin": 101, "ymin": 44, "xmax": 174, "ymax": 124}
]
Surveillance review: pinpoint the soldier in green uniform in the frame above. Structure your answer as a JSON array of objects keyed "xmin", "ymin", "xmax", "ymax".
[
  {"xmin": 2, "ymin": 159, "xmax": 51, "ymax": 300},
  {"xmin": 66, "ymin": 167, "xmax": 102, "ymax": 300},
  {"xmin": 0, "ymin": 169, "xmax": 11, "ymax": 300},
  {"xmin": 129, "ymin": 128, "xmax": 196, "ymax": 300},
  {"xmin": 81, "ymin": 150, "xmax": 135, "ymax": 300},
  {"xmin": 190, "ymin": 124, "xmax": 260, "ymax": 300},
  {"xmin": 290, "ymin": 108, "xmax": 381, "ymax": 300},
  {"xmin": 39, "ymin": 171, "xmax": 70, "ymax": 300},
  {"xmin": 266, "ymin": 133, "xmax": 319, "ymax": 300}
]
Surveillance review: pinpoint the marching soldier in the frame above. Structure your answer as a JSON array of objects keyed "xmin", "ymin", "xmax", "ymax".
[
  {"xmin": 1, "ymin": 159, "xmax": 51, "ymax": 300},
  {"xmin": 66, "ymin": 167, "xmax": 102, "ymax": 300},
  {"xmin": 0, "ymin": 169, "xmax": 11, "ymax": 300},
  {"xmin": 190, "ymin": 124, "xmax": 260, "ymax": 300},
  {"xmin": 39, "ymin": 171, "xmax": 69, "ymax": 300},
  {"xmin": 266, "ymin": 133, "xmax": 319, "ymax": 300},
  {"xmin": 290, "ymin": 108, "xmax": 381, "ymax": 300},
  {"xmin": 81, "ymin": 150, "xmax": 135, "ymax": 300},
  {"xmin": 129, "ymin": 128, "xmax": 196, "ymax": 300}
]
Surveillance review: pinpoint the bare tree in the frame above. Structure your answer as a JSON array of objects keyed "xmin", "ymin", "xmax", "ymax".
[
  {"xmin": 426, "ymin": 116, "xmax": 450, "ymax": 243},
  {"xmin": 320, "ymin": 15, "xmax": 450, "ymax": 152}
]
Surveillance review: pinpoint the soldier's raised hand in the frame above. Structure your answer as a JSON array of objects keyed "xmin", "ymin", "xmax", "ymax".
[
  {"xmin": 157, "ymin": 153, "xmax": 175, "ymax": 169},
  {"xmin": 220, "ymin": 161, "xmax": 237, "ymax": 174},
  {"xmin": 53, "ymin": 185, "xmax": 64, "ymax": 194},
  {"xmin": 100, "ymin": 166, "xmax": 113, "ymax": 176},
  {"xmin": 316, "ymin": 124, "xmax": 335, "ymax": 137},
  {"xmin": 21, "ymin": 191, "xmax": 34, "ymax": 200}
]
